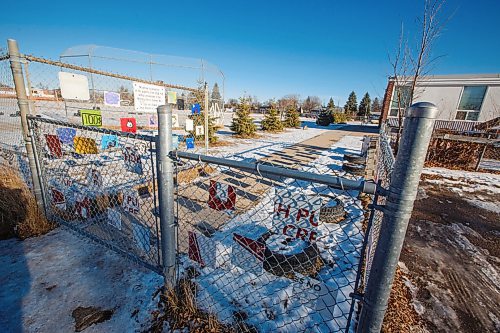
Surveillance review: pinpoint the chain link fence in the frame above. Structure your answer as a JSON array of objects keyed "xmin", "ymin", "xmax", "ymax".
[
  {"xmin": 171, "ymin": 141, "xmax": 375, "ymax": 331},
  {"xmin": 28, "ymin": 116, "xmax": 162, "ymax": 271}
]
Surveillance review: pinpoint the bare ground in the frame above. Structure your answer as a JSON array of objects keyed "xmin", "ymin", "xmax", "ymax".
[{"xmin": 400, "ymin": 174, "xmax": 500, "ymax": 333}]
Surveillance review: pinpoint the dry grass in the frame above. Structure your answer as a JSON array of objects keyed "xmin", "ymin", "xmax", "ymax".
[
  {"xmin": 149, "ymin": 278, "xmax": 251, "ymax": 333},
  {"xmin": 177, "ymin": 165, "xmax": 215, "ymax": 184},
  {"xmin": 0, "ymin": 167, "xmax": 54, "ymax": 239}
]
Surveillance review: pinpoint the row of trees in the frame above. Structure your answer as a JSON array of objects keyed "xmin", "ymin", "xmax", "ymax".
[
  {"xmin": 343, "ymin": 91, "xmax": 382, "ymax": 116},
  {"xmin": 231, "ymin": 98, "xmax": 301, "ymax": 136}
]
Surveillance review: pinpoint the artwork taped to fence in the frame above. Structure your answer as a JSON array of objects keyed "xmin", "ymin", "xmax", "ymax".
[
  {"xmin": 45, "ymin": 134, "xmax": 63, "ymax": 158},
  {"xmin": 58, "ymin": 72, "xmax": 90, "ymax": 101},
  {"xmin": 122, "ymin": 189, "xmax": 140, "ymax": 214},
  {"xmin": 50, "ymin": 187, "xmax": 66, "ymax": 210},
  {"xmin": 80, "ymin": 109, "xmax": 102, "ymax": 127},
  {"xmin": 120, "ymin": 118, "xmax": 137, "ymax": 133},
  {"xmin": 122, "ymin": 146, "xmax": 143, "ymax": 175},
  {"xmin": 133, "ymin": 82, "xmax": 165, "ymax": 113},
  {"xmin": 273, "ymin": 189, "xmax": 322, "ymax": 242},
  {"xmin": 56, "ymin": 128, "xmax": 77, "ymax": 145},
  {"xmin": 104, "ymin": 91, "xmax": 121, "ymax": 107},
  {"xmin": 101, "ymin": 135, "xmax": 119, "ymax": 150}
]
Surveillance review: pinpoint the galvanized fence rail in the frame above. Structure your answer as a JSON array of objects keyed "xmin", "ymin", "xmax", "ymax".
[{"xmin": 27, "ymin": 115, "xmax": 162, "ymax": 272}]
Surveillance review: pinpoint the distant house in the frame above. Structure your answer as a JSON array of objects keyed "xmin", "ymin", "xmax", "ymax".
[{"xmin": 381, "ymin": 74, "xmax": 500, "ymax": 128}]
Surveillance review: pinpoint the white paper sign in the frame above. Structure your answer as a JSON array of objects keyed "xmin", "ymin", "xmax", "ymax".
[
  {"xmin": 133, "ymin": 82, "xmax": 165, "ymax": 113},
  {"xmin": 231, "ymin": 235, "xmax": 264, "ymax": 274},
  {"xmin": 122, "ymin": 190, "xmax": 140, "ymax": 214},
  {"xmin": 107, "ymin": 208, "xmax": 122, "ymax": 230},
  {"xmin": 132, "ymin": 223, "xmax": 151, "ymax": 253},
  {"xmin": 195, "ymin": 125, "xmax": 204, "ymax": 136},
  {"xmin": 172, "ymin": 113, "xmax": 179, "ymax": 128},
  {"xmin": 58, "ymin": 72, "xmax": 90, "ymax": 101},
  {"xmin": 185, "ymin": 118, "xmax": 194, "ymax": 131},
  {"xmin": 194, "ymin": 231, "xmax": 231, "ymax": 269}
]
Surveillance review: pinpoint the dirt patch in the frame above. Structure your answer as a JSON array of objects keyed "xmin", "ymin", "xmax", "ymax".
[
  {"xmin": 0, "ymin": 167, "xmax": 53, "ymax": 239},
  {"xmin": 72, "ymin": 306, "xmax": 114, "ymax": 332},
  {"xmin": 401, "ymin": 179, "xmax": 500, "ymax": 333}
]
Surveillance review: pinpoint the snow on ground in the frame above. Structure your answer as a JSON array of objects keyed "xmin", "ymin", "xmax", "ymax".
[
  {"xmin": 0, "ymin": 228, "xmax": 163, "ymax": 333},
  {"xmin": 422, "ymin": 167, "xmax": 500, "ymax": 214},
  {"xmin": 184, "ymin": 135, "xmax": 367, "ymax": 332}
]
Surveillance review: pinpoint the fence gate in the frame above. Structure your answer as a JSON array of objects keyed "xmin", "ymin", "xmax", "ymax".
[
  {"xmin": 28, "ymin": 116, "xmax": 162, "ymax": 273},
  {"xmin": 170, "ymin": 149, "xmax": 378, "ymax": 332}
]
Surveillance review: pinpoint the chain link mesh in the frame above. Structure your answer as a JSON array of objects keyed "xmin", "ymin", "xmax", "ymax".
[
  {"xmin": 173, "ymin": 142, "xmax": 371, "ymax": 331},
  {"xmin": 28, "ymin": 116, "xmax": 162, "ymax": 272}
]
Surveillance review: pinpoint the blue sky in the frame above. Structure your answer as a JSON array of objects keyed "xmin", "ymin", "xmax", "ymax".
[{"xmin": 2, "ymin": 0, "xmax": 499, "ymax": 105}]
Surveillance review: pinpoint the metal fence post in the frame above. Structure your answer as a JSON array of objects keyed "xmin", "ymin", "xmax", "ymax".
[
  {"xmin": 357, "ymin": 102, "xmax": 437, "ymax": 333},
  {"xmin": 204, "ymin": 82, "xmax": 209, "ymax": 153},
  {"xmin": 7, "ymin": 39, "xmax": 45, "ymax": 209},
  {"xmin": 156, "ymin": 104, "xmax": 177, "ymax": 288}
]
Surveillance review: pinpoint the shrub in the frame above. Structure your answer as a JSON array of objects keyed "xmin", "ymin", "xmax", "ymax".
[
  {"xmin": 261, "ymin": 106, "xmax": 284, "ymax": 132},
  {"xmin": 332, "ymin": 112, "xmax": 348, "ymax": 124},
  {"xmin": 284, "ymin": 105, "xmax": 301, "ymax": 128},
  {"xmin": 230, "ymin": 97, "xmax": 257, "ymax": 136}
]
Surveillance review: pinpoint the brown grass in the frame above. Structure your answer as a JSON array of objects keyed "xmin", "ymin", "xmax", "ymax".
[
  {"xmin": 177, "ymin": 165, "xmax": 215, "ymax": 184},
  {"xmin": 149, "ymin": 278, "xmax": 245, "ymax": 333},
  {"xmin": 0, "ymin": 167, "xmax": 54, "ymax": 239}
]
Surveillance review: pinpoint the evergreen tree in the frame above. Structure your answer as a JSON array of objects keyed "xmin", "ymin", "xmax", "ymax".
[
  {"xmin": 327, "ymin": 97, "xmax": 335, "ymax": 111},
  {"xmin": 211, "ymin": 82, "xmax": 222, "ymax": 109},
  {"xmin": 358, "ymin": 92, "xmax": 371, "ymax": 116},
  {"xmin": 262, "ymin": 104, "xmax": 284, "ymax": 132},
  {"xmin": 230, "ymin": 97, "xmax": 257, "ymax": 136},
  {"xmin": 371, "ymin": 97, "xmax": 381, "ymax": 114},
  {"xmin": 189, "ymin": 112, "xmax": 218, "ymax": 143},
  {"xmin": 344, "ymin": 91, "xmax": 358, "ymax": 115},
  {"xmin": 284, "ymin": 105, "xmax": 301, "ymax": 128}
]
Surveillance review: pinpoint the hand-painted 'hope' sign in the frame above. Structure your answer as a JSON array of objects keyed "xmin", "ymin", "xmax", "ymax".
[{"xmin": 273, "ymin": 189, "xmax": 322, "ymax": 242}]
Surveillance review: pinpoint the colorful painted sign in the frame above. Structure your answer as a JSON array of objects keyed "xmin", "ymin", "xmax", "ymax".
[
  {"xmin": 80, "ymin": 109, "xmax": 102, "ymax": 127},
  {"xmin": 104, "ymin": 91, "xmax": 121, "ymax": 107},
  {"xmin": 122, "ymin": 147, "xmax": 143, "ymax": 175},
  {"xmin": 191, "ymin": 103, "xmax": 201, "ymax": 114},
  {"xmin": 148, "ymin": 115, "xmax": 157, "ymax": 127},
  {"xmin": 208, "ymin": 180, "xmax": 236, "ymax": 211},
  {"xmin": 56, "ymin": 128, "xmax": 77, "ymax": 145},
  {"xmin": 101, "ymin": 135, "xmax": 119, "ymax": 150},
  {"xmin": 273, "ymin": 189, "xmax": 322, "ymax": 242},
  {"xmin": 120, "ymin": 117, "xmax": 137, "ymax": 133},
  {"xmin": 133, "ymin": 82, "xmax": 165, "ymax": 113},
  {"xmin": 45, "ymin": 134, "xmax": 63, "ymax": 158},
  {"xmin": 73, "ymin": 137, "xmax": 98, "ymax": 154},
  {"xmin": 186, "ymin": 137, "xmax": 195, "ymax": 149}
]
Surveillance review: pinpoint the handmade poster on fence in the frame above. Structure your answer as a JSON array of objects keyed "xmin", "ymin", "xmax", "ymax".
[
  {"xmin": 122, "ymin": 146, "xmax": 143, "ymax": 175},
  {"xmin": 120, "ymin": 118, "xmax": 137, "ymax": 133},
  {"xmin": 104, "ymin": 91, "xmax": 121, "ymax": 107},
  {"xmin": 188, "ymin": 230, "xmax": 231, "ymax": 269},
  {"xmin": 231, "ymin": 233, "xmax": 264, "ymax": 274},
  {"xmin": 195, "ymin": 125, "xmax": 204, "ymax": 136},
  {"xmin": 133, "ymin": 82, "xmax": 165, "ymax": 113},
  {"xmin": 45, "ymin": 134, "xmax": 63, "ymax": 158},
  {"xmin": 101, "ymin": 135, "xmax": 119, "ymax": 150},
  {"xmin": 172, "ymin": 113, "xmax": 179, "ymax": 128},
  {"xmin": 122, "ymin": 189, "xmax": 140, "ymax": 214},
  {"xmin": 73, "ymin": 136, "xmax": 98, "ymax": 154},
  {"xmin": 273, "ymin": 189, "xmax": 322, "ymax": 242},
  {"xmin": 75, "ymin": 194, "xmax": 91, "ymax": 219},
  {"xmin": 185, "ymin": 118, "xmax": 194, "ymax": 131},
  {"xmin": 208, "ymin": 180, "xmax": 236, "ymax": 211},
  {"xmin": 80, "ymin": 109, "xmax": 102, "ymax": 127},
  {"xmin": 167, "ymin": 91, "xmax": 177, "ymax": 104},
  {"xmin": 56, "ymin": 128, "xmax": 77, "ymax": 145},
  {"xmin": 58, "ymin": 72, "xmax": 90, "ymax": 101}
]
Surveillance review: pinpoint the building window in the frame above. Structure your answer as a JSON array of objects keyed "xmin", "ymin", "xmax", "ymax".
[
  {"xmin": 455, "ymin": 86, "xmax": 487, "ymax": 121},
  {"xmin": 389, "ymin": 86, "xmax": 411, "ymax": 117}
]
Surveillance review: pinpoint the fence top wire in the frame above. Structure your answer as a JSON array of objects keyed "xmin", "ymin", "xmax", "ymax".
[
  {"xmin": 27, "ymin": 115, "xmax": 156, "ymax": 142},
  {"xmin": 24, "ymin": 54, "xmax": 199, "ymax": 93}
]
